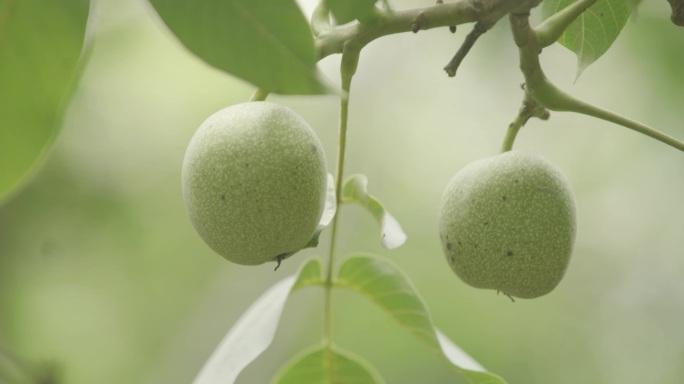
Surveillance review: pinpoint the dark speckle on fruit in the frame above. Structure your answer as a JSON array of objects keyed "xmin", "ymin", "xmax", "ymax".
[
  {"xmin": 446, "ymin": 242, "xmax": 452, "ymax": 250},
  {"xmin": 507, "ymin": 250, "xmax": 513, "ymax": 256}
]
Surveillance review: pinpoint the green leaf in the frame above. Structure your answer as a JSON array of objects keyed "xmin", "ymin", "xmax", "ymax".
[
  {"xmin": 304, "ymin": 174, "xmax": 337, "ymax": 249},
  {"xmin": 341, "ymin": 174, "xmax": 406, "ymax": 249},
  {"xmin": 292, "ymin": 257, "xmax": 325, "ymax": 291},
  {"xmin": 0, "ymin": 0, "xmax": 90, "ymax": 204},
  {"xmin": 542, "ymin": 0, "xmax": 631, "ymax": 78},
  {"xmin": 271, "ymin": 345, "xmax": 384, "ymax": 384},
  {"xmin": 148, "ymin": 0, "xmax": 328, "ymax": 95},
  {"xmin": 335, "ymin": 254, "xmax": 507, "ymax": 384},
  {"xmin": 325, "ymin": 0, "xmax": 377, "ymax": 25},
  {"xmin": 193, "ymin": 258, "xmax": 323, "ymax": 384}
]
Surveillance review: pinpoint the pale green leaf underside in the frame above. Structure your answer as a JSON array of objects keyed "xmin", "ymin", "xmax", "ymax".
[
  {"xmin": 148, "ymin": 0, "xmax": 328, "ymax": 95},
  {"xmin": 341, "ymin": 174, "xmax": 407, "ymax": 249},
  {"xmin": 335, "ymin": 255, "xmax": 506, "ymax": 383},
  {"xmin": 542, "ymin": 0, "xmax": 631, "ymax": 78},
  {"xmin": 193, "ymin": 258, "xmax": 322, "ymax": 384},
  {"xmin": 304, "ymin": 173, "xmax": 337, "ymax": 249},
  {"xmin": 0, "ymin": 0, "xmax": 90, "ymax": 204},
  {"xmin": 271, "ymin": 345, "xmax": 384, "ymax": 384}
]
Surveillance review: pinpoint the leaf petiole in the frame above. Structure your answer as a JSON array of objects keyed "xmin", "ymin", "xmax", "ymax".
[{"xmin": 323, "ymin": 46, "xmax": 361, "ymax": 346}]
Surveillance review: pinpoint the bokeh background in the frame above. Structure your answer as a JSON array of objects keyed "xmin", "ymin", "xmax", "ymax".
[{"xmin": 1, "ymin": 0, "xmax": 683, "ymax": 383}]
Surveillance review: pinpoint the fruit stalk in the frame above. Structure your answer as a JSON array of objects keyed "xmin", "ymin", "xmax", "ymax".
[
  {"xmin": 501, "ymin": 92, "xmax": 549, "ymax": 152},
  {"xmin": 250, "ymin": 88, "xmax": 269, "ymax": 102}
]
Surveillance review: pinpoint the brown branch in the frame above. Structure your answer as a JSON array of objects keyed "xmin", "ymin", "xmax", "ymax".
[{"xmin": 443, "ymin": 22, "xmax": 487, "ymax": 77}]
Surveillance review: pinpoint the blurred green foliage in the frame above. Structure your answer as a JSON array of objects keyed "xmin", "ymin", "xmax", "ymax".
[{"xmin": 1, "ymin": 0, "xmax": 683, "ymax": 383}]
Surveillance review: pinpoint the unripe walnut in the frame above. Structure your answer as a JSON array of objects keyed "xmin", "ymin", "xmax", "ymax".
[
  {"xmin": 438, "ymin": 151, "xmax": 576, "ymax": 299},
  {"xmin": 182, "ymin": 102, "xmax": 327, "ymax": 266}
]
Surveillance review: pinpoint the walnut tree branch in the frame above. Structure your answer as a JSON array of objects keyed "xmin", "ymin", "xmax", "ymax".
[
  {"xmin": 315, "ymin": 0, "xmax": 543, "ymax": 61},
  {"xmin": 509, "ymin": 12, "xmax": 684, "ymax": 153},
  {"xmin": 443, "ymin": 21, "xmax": 487, "ymax": 77}
]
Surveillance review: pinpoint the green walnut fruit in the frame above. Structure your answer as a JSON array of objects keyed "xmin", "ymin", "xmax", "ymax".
[
  {"xmin": 182, "ymin": 101, "xmax": 328, "ymax": 266},
  {"xmin": 438, "ymin": 151, "xmax": 576, "ymax": 299}
]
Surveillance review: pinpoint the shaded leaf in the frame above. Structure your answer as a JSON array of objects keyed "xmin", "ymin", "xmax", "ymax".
[
  {"xmin": 341, "ymin": 174, "xmax": 406, "ymax": 249},
  {"xmin": 335, "ymin": 254, "xmax": 507, "ymax": 383},
  {"xmin": 542, "ymin": 0, "xmax": 631, "ymax": 78},
  {"xmin": 271, "ymin": 345, "xmax": 384, "ymax": 384},
  {"xmin": 304, "ymin": 173, "xmax": 337, "ymax": 249},
  {"xmin": 193, "ymin": 258, "xmax": 323, "ymax": 384},
  {"xmin": 325, "ymin": 0, "xmax": 376, "ymax": 25},
  {"xmin": 148, "ymin": 0, "xmax": 329, "ymax": 95},
  {"xmin": 0, "ymin": 0, "xmax": 90, "ymax": 204}
]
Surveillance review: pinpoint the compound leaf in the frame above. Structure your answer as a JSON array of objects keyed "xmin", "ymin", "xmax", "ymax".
[
  {"xmin": 271, "ymin": 345, "xmax": 384, "ymax": 384},
  {"xmin": 542, "ymin": 0, "xmax": 631, "ymax": 79},
  {"xmin": 0, "ymin": 0, "xmax": 90, "ymax": 204},
  {"xmin": 335, "ymin": 254, "xmax": 507, "ymax": 384},
  {"xmin": 193, "ymin": 258, "xmax": 323, "ymax": 384},
  {"xmin": 148, "ymin": 0, "xmax": 328, "ymax": 95}
]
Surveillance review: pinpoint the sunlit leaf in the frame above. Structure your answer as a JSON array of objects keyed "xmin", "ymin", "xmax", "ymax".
[
  {"xmin": 193, "ymin": 258, "xmax": 323, "ymax": 384},
  {"xmin": 271, "ymin": 344, "xmax": 384, "ymax": 384},
  {"xmin": 542, "ymin": 0, "xmax": 631, "ymax": 78},
  {"xmin": 148, "ymin": 0, "xmax": 329, "ymax": 95},
  {"xmin": 0, "ymin": 0, "xmax": 90, "ymax": 204},
  {"xmin": 325, "ymin": 0, "xmax": 377, "ymax": 24},
  {"xmin": 341, "ymin": 174, "xmax": 406, "ymax": 249},
  {"xmin": 304, "ymin": 173, "xmax": 337, "ymax": 249},
  {"xmin": 335, "ymin": 254, "xmax": 507, "ymax": 383}
]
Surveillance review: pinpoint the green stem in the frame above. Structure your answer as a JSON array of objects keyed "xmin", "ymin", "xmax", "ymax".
[
  {"xmin": 310, "ymin": 0, "xmax": 331, "ymax": 37},
  {"xmin": 250, "ymin": 88, "xmax": 269, "ymax": 102},
  {"xmin": 510, "ymin": 12, "xmax": 684, "ymax": 154},
  {"xmin": 535, "ymin": 0, "xmax": 597, "ymax": 48},
  {"xmin": 501, "ymin": 93, "xmax": 549, "ymax": 152},
  {"xmin": 501, "ymin": 117, "xmax": 524, "ymax": 153},
  {"xmin": 570, "ymin": 98, "xmax": 684, "ymax": 152},
  {"xmin": 323, "ymin": 48, "xmax": 360, "ymax": 346}
]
